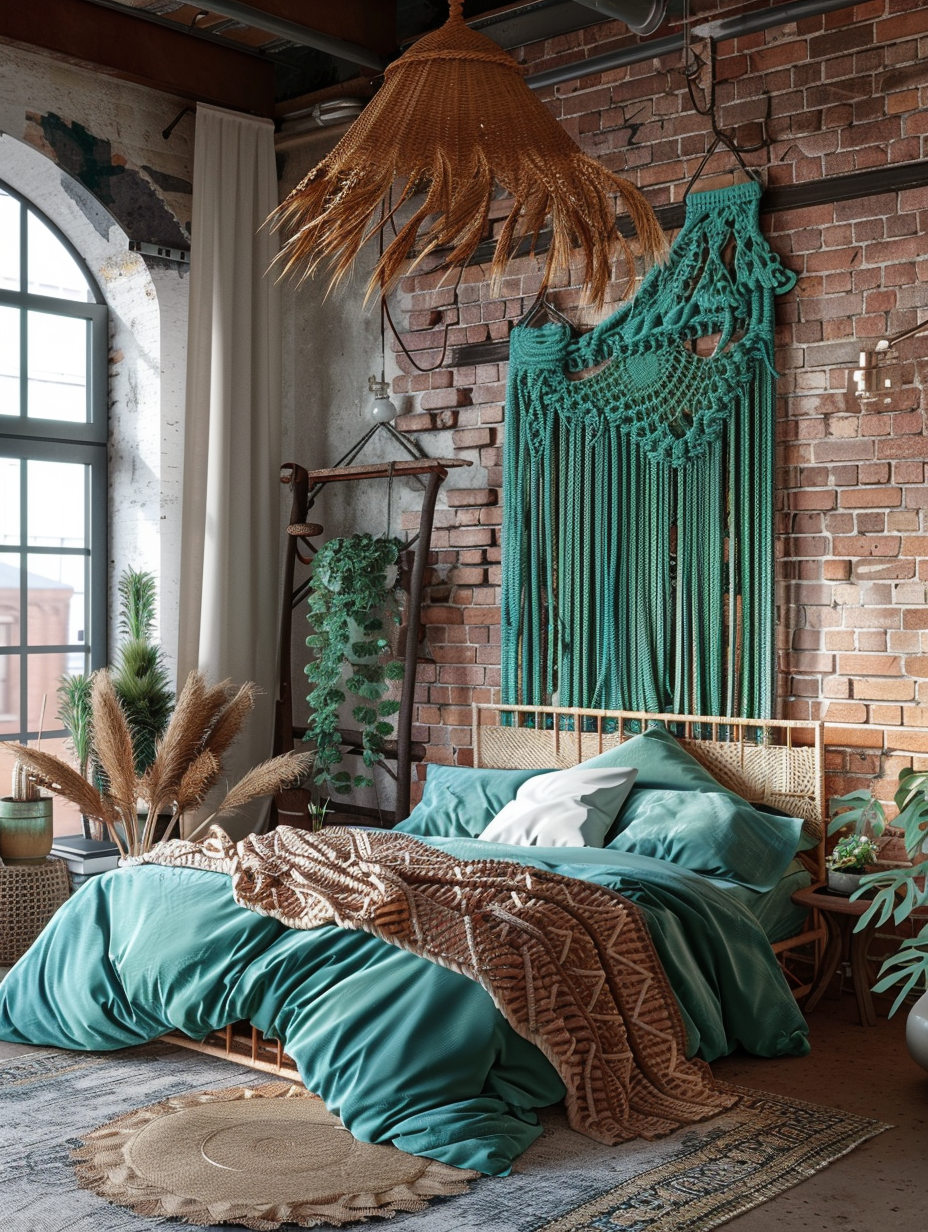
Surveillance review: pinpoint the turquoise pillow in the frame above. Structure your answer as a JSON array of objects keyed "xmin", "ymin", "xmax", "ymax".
[
  {"xmin": 584, "ymin": 726, "xmax": 736, "ymax": 793},
  {"xmin": 394, "ymin": 765, "xmax": 551, "ymax": 839},
  {"xmin": 606, "ymin": 788, "xmax": 803, "ymax": 892},
  {"xmin": 586, "ymin": 728, "xmax": 804, "ymax": 891}
]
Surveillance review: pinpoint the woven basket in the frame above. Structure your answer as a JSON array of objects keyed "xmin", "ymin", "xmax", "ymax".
[{"xmin": 0, "ymin": 856, "xmax": 70, "ymax": 965}]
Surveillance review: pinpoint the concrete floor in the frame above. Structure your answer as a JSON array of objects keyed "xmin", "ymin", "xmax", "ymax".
[{"xmin": 1, "ymin": 973, "xmax": 925, "ymax": 1231}]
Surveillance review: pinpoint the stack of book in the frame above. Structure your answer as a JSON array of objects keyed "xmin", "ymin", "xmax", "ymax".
[{"xmin": 49, "ymin": 835, "xmax": 121, "ymax": 891}]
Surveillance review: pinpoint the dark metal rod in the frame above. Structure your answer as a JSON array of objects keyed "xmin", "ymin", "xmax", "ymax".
[
  {"xmin": 394, "ymin": 469, "xmax": 443, "ymax": 822},
  {"xmin": 181, "ymin": 0, "xmax": 387, "ymax": 70},
  {"xmin": 527, "ymin": 0, "xmax": 861, "ymax": 90}
]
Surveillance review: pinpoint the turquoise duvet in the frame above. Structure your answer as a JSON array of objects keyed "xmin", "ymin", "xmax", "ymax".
[{"xmin": 0, "ymin": 836, "xmax": 808, "ymax": 1174}]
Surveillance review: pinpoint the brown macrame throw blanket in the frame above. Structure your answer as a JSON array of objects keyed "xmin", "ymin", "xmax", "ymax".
[{"xmin": 136, "ymin": 825, "xmax": 736, "ymax": 1144}]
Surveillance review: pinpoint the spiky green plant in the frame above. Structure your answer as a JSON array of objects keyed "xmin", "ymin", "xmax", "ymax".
[
  {"xmin": 111, "ymin": 568, "xmax": 174, "ymax": 776},
  {"xmin": 57, "ymin": 672, "xmax": 95, "ymax": 780}
]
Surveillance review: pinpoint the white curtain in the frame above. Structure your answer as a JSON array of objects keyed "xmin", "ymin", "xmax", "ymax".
[{"xmin": 177, "ymin": 104, "xmax": 281, "ymax": 834}]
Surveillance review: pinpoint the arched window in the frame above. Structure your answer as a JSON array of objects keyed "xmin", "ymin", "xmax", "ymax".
[{"xmin": 0, "ymin": 178, "xmax": 107, "ymax": 756}]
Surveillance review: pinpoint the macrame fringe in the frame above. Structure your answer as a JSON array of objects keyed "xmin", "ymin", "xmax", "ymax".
[{"xmin": 501, "ymin": 181, "xmax": 795, "ymax": 719}]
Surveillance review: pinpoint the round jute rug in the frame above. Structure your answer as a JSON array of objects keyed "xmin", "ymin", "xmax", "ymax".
[{"xmin": 71, "ymin": 1082, "xmax": 478, "ymax": 1230}]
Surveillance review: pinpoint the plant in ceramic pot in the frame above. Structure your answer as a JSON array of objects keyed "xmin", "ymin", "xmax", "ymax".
[
  {"xmin": 304, "ymin": 534, "xmax": 404, "ymax": 795},
  {"xmin": 0, "ymin": 759, "xmax": 54, "ymax": 865},
  {"xmin": 833, "ymin": 770, "xmax": 928, "ymax": 1070},
  {"xmin": 825, "ymin": 833, "xmax": 880, "ymax": 895}
]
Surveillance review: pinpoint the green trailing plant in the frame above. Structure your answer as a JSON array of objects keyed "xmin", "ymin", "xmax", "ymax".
[
  {"xmin": 304, "ymin": 533, "xmax": 404, "ymax": 794},
  {"xmin": 831, "ymin": 770, "xmax": 928, "ymax": 1014}
]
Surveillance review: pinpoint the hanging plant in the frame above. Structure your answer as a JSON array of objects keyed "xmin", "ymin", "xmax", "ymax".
[{"xmin": 304, "ymin": 534, "xmax": 405, "ymax": 794}]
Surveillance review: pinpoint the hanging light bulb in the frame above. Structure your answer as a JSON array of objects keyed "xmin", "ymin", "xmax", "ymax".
[{"xmin": 367, "ymin": 374, "xmax": 398, "ymax": 423}]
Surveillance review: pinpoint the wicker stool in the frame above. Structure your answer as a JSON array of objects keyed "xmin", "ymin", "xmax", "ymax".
[{"xmin": 0, "ymin": 857, "xmax": 70, "ymax": 965}]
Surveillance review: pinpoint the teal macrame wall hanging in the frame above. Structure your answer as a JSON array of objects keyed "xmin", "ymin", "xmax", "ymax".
[{"xmin": 501, "ymin": 181, "xmax": 796, "ymax": 720}]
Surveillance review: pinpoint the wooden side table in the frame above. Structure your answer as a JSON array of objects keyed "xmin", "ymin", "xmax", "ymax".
[{"xmin": 790, "ymin": 884, "xmax": 879, "ymax": 1027}]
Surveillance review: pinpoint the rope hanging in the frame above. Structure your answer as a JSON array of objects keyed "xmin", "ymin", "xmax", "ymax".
[{"xmin": 500, "ymin": 181, "xmax": 796, "ymax": 720}]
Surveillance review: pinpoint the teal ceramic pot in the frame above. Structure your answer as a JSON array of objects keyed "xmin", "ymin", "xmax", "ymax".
[{"xmin": 0, "ymin": 796, "xmax": 54, "ymax": 864}]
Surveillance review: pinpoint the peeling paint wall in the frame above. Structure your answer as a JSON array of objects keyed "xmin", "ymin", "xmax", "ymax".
[{"xmin": 0, "ymin": 46, "xmax": 192, "ymax": 678}]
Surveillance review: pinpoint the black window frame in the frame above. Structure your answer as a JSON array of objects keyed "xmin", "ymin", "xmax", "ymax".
[{"xmin": 0, "ymin": 176, "xmax": 108, "ymax": 747}]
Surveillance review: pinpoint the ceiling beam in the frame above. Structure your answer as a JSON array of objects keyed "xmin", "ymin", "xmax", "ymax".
[
  {"xmin": 0, "ymin": 0, "xmax": 276, "ymax": 116},
  {"xmin": 193, "ymin": 1, "xmax": 395, "ymax": 66}
]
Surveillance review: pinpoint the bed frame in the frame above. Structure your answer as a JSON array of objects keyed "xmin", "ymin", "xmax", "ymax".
[
  {"xmin": 166, "ymin": 704, "xmax": 835, "ymax": 1073},
  {"xmin": 474, "ymin": 704, "xmax": 827, "ymax": 1001}
]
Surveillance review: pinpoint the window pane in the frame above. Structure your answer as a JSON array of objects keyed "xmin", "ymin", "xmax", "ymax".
[
  {"xmin": 27, "ymin": 651, "xmax": 69, "ymax": 734},
  {"xmin": 0, "ymin": 552, "xmax": 20, "ymax": 651},
  {"xmin": 27, "ymin": 210, "xmax": 93, "ymax": 303},
  {"xmin": 0, "ymin": 305, "xmax": 21, "ymax": 417},
  {"xmin": 0, "ymin": 632, "xmax": 19, "ymax": 735},
  {"xmin": 42, "ymin": 735, "xmax": 85, "ymax": 837},
  {"xmin": 27, "ymin": 460, "xmax": 87, "ymax": 547},
  {"xmin": 0, "ymin": 460, "xmax": 20, "ymax": 544},
  {"xmin": 27, "ymin": 312, "xmax": 88, "ymax": 422},
  {"xmin": 27, "ymin": 554, "xmax": 82, "ymax": 647},
  {"xmin": 0, "ymin": 190, "xmax": 20, "ymax": 294}
]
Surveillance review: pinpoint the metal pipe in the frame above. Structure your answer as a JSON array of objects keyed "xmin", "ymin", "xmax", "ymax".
[
  {"xmin": 573, "ymin": 0, "xmax": 667, "ymax": 37},
  {"xmin": 527, "ymin": 0, "xmax": 861, "ymax": 90},
  {"xmin": 179, "ymin": 0, "xmax": 388, "ymax": 71}
]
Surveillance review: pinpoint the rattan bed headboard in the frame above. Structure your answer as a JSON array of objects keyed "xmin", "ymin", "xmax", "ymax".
[{"xmin": 472, "ymin": 704, "xmax": 826, "ymax": 877}]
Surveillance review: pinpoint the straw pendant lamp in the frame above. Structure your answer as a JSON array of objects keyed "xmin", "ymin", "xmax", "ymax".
[{"xmin": 273, "ymin": 0, "xmax": 664, "ymax": 306}]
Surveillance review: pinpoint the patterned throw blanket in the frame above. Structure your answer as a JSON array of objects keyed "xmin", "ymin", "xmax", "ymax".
[{"xmin": 136, "ymin": 826, "xmax": 736, "ymax": 1144}]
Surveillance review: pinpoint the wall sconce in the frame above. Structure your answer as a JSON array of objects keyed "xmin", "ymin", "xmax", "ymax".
[{"xmin": 849, "ymin": 317, "xmax": 928, "ymax": 403}]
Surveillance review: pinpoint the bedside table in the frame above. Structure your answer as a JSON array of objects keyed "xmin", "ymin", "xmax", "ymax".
[
  {"xmin": 0, "ymin": 857, "xmax": 70, "ymax": 965},
  {"xmin": 790, "ymin": 884, "xmax": 880, "ymax": 1027}
]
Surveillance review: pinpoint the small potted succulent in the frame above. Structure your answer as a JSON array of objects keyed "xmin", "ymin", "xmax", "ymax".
[{"xmin": 825, "ymin": 833, "xmax": 880, "ymax": 895}]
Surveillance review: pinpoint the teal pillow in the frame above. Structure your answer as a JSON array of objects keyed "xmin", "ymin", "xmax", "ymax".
[
  {"xmin": 586, "ymin": 728, "xmax": 804, "ymax": 890},
  {"xmin": 394, "ymin": 765, "xmax": 551, "ymax": 839},
  {"xmin": 606, "ymin": 787, "xmax": 803, "ymax": 892},
  {"xmin": 583, "ymin": 726, "xmax": 736, "ymax": 793}
]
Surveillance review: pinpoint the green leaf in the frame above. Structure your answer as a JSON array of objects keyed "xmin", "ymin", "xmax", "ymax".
[
  {"xmin": 385, "ymin": 661, "xmax": 405, "ymax": 681},
  {"xmin": 352, "ymin": 706, "xmax": 378, "ymax": 726},
  {"xmin": 374, "ymin": 721, "xmax": 393, "ymax": 737},
  {"xmin": 378, "ymin": 699, "xmax": 401, "ymax": 718},
  {"xmin": 353, "ymin": 774, "xmax": 374, "ymax": 789}
]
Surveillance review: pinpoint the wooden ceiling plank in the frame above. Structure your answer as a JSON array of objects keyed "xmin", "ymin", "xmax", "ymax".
[{"xmin": 0, "ymin": 0, "xmax": 276, "ymax": 116}]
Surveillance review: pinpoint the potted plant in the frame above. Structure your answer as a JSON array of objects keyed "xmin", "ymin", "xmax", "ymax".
[
  {"xmin": 8, "ymin": 670, "xmax": 313, "ymax": 858},
  {"xmin": 304, "ymin": 534, "xmax": 404, "ymax": 795},
  {"xmin": 831, "ymin": 770, "xmax": 928, "ymax": 1070},
  {"xmin": 0, "ymin": 759, "xmax": 54, "ymax": 865},
  {"xmin": 825, "ymin": 833, "xmax": 880, "ymax": 895}
]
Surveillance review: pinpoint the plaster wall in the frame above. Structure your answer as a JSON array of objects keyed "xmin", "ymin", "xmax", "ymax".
[{"xmin": 0, "ymin": 46, "xmax": 192, "ymax": 678}]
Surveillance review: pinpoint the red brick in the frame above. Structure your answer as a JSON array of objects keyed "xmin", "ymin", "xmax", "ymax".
[
  {"xmin": 444, "ymin": 488, "xmax": 498, "ymax": 508},
  {"xmin": 452, "ymin": 428, "xmax": 493, "ymax": 450},
  {"xmin": 420, "ymin": 388, "xmax": 471, "ymax": 411},
  {"xmin": 824, "ymin": 559, "xmax": 851, "ymax": 581},
  {"xmin": 448, "ymin": 528, "xmax": 494, "ymax": 548},
  {"xmin": 851, "ymin": 678, "xmax": 916, "ymax": 701},
  {"xmin": 838, "ymin": 654, "xmax": 902, "ymax": 676}
]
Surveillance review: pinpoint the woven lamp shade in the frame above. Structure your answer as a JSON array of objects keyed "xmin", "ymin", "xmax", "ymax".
[{"xmin": 274, "ymin": 0, "xmax": 664, "ymax": 306}]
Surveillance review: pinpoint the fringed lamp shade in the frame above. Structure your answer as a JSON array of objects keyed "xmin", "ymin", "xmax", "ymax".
[{"xmin": 273, "ymin": 0, "xmax": 664, "ymax": 305}]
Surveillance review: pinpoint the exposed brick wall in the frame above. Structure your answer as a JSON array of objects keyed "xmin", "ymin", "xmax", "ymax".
[{"xmin": 390, "ymin": 0, "xmax": 928, "ymax": 804}]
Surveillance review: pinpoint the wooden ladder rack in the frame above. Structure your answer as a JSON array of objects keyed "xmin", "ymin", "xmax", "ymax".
[{"xmin": 275, "ymin": 454, "xmax": 470, "ymax": 824}]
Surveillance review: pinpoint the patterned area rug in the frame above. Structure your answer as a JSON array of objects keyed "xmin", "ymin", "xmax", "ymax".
[{"xmin": 0, "ymin": 1043, "xmax": 887, "ymax": 1232}]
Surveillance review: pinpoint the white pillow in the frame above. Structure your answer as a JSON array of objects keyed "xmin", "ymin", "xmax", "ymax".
[{"xmin": 477, "ymin": 765, "xmax": 638, "ymax": 848}]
